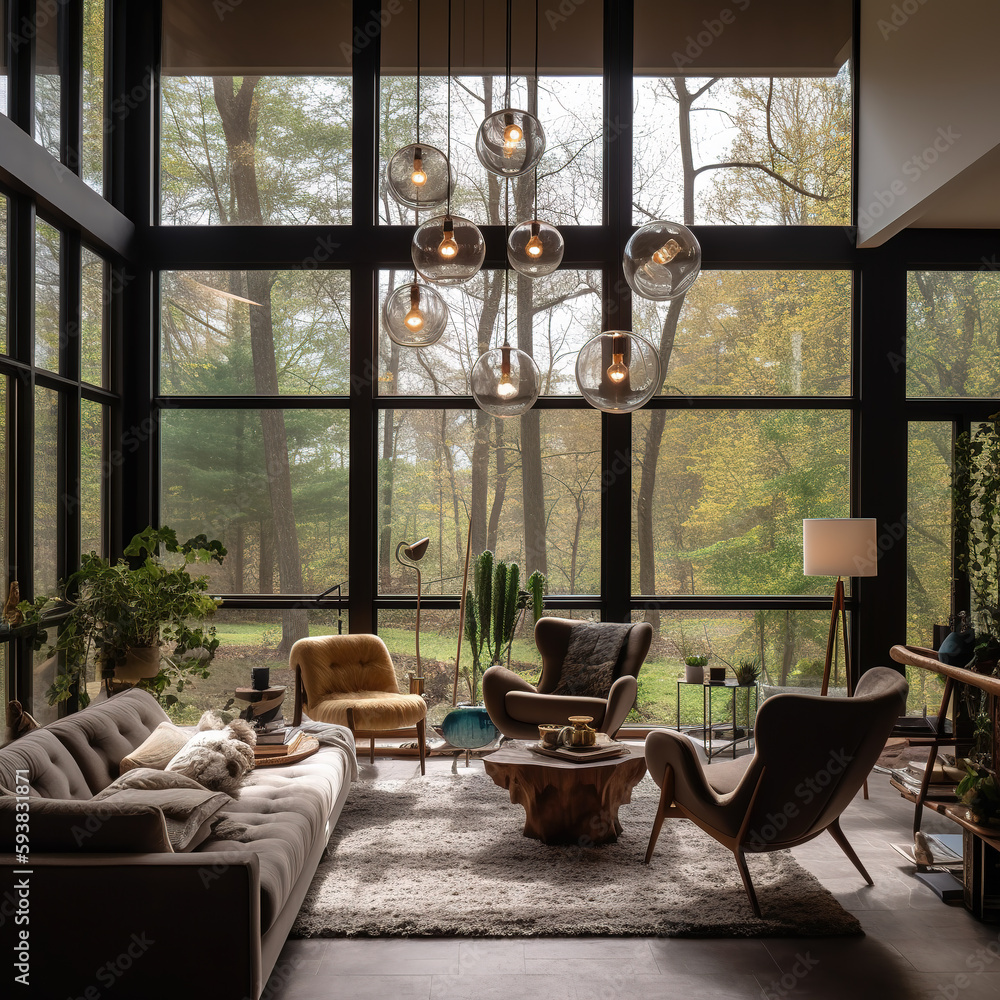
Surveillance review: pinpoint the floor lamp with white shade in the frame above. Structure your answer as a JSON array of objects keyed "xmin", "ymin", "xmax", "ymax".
[{"xmin": 802, "ymin": 518, "xmax": 878, "ymax": 696}]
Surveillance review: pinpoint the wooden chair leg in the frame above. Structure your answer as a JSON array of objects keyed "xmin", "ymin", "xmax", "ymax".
[
  {"xmin": 827, "ymin": 817, "xmax": 873, "ymax": 885},
  {"xmin": 416, "ymin": 717, "xmax": 426, "ymax": 776},
  {"xmin": 370, "ymin": 736, "xmax": 375, "ymax": 764},
  {"xmin": 734, "ymin": 849, "xmax": 762, "ymax": 918},
  {"xmin": 645, "ymin": 766, "xmax": 674, "ymax": 864}
]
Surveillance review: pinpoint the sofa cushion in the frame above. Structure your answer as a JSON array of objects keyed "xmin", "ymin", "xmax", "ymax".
[
  {"xmin": 0, "ymin": 794, "xmax": 174, "ymax": 852},
  {"xmin": 196, "ymin": 745, "xmax": 351, "ymax": 932},
  {"xmin": 0, "ymin": 689, "xmax": 170, "ymax": 799},
  {"xmin": 93, "ymin": 784, "xmax": 230, "ymax": 851},
  {"xmin": 121, "ymin": 721, "xmax": 191, "ymax": 772}
]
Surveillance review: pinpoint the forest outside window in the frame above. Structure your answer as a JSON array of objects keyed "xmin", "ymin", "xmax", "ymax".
[
  {"xmin": 633, "ymin": 0, "xmax": 852, "ymax": 227},
  {"xmin": 377, "ymin": 268, "xmax": 601, "ymax": 396},
  {"xmin": 377, "ymin": 408, "xmax": 601, "ymax": 598},
  {"xmin": 160, "ymin": 270, "xmax": 351, "ymax": 395},
  {"xmin": 159, "ymin": 0, "xmax": 353, "ymax": 225}
]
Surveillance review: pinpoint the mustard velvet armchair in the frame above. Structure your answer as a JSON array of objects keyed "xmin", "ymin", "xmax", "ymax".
[
  {"xmin": 290, "ymin": 634, "xmax": 426, "ymax": 774},
  {"xmin": 482, "ymin": 618, "xmax": 652, "ymax": 741},
  {"xmin": 644, "ymin": 666, "xmax": 908, "ymax": 917}
]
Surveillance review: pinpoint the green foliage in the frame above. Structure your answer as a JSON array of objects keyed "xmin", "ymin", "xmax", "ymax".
[
  {"xmin": 684, "ymin": 655, "xmax": 708, "ymax": 667},
  {"xmin": 957, "ymin": 760, "xmax": 1000, "ymax": 825},
  {"xmin": 526, "ymin": 571, "xmax": 546, "ymax": 625},
  {"xmin": 954, "ymin": 414, "xmax": 1000, "ymax": 651},
  {"xmin": 734, "ymin": 656, "xmax": 761, "ymax": 686},
  {"xmin": 464, "ymin": 552, "xmax": 545, "ymax": 704},
  {"xmin": 21, "ymin": 527, "xmax": 226, "ymax": 709}
]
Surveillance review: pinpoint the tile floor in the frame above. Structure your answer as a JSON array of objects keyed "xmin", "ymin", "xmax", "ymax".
[{"xmin": 265, "ymin": 752, "xmax": 1000, "ymax": 1000}]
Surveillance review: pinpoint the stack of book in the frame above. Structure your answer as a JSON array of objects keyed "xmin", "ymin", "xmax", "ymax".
[
  {"xmin": 890, "ymin": 756, "xmax": 965, "ymax": 800},
  {"xmin": 254, "ymin": 720, "xmax": 305, "ymax": 758}
]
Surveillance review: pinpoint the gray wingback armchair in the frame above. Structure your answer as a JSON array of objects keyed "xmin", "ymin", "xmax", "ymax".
[
  {"xmin": 482, "ymin": 617, "xmax": 652, "ymax": 741},
  {"xmin": 644, "ymin": 665, "xmax": 908, "ymax": 916}
]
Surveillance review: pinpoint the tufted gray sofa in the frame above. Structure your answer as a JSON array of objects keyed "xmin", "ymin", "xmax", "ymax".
[{"xmin": 0, "ymin": 688, "xmax": 355, "ymax": 1000}]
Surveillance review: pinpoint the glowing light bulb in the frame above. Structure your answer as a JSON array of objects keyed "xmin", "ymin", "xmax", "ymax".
[
  {"xmin": 502, "ymin": 113, "xmax": 522, "ymax": 157},
  {"xmin": 525, "ymin": 221, "xmax": 543, "ymax": 258},
  {"xmin": 411, "ymin": 146, "xmax": 426, "ymax": 186},
  {"xmin": 438, "ymin": 217, "xmax": 458, "ymax": 258},
  {"xmin": 607, "ymin": 335, "xmax": 628, "ymax": 383},
  {"xmin": 404, "ymin": 284, "xmax": 425, "ymax": 331},
  {"xmin": 651, "ymin": 239, "xmax": 682, "ymax": 266},
  {"xmin": 497, "ymin": 345, "xmax": 517, "ymax": 397}
]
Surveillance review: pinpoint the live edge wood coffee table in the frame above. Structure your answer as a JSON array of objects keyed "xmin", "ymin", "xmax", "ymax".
[{"xmin": 483, "ymin": 743, "xmax": 647, "ymax": 846}]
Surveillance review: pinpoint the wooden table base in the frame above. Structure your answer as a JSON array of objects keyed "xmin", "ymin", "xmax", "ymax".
[{"xmin": 483, "ymin": 746, "xmax": 647, "ymax": 846}]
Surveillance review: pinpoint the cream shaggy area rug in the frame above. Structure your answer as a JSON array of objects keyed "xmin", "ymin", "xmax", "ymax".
[{"xmin": 291, "ymin": 771, "xmax": 863, "ymax": 939}]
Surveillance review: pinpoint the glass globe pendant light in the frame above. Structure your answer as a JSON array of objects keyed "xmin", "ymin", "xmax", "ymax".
[
  {"xmin": 384, "ymin": 0, "xmax": 453, "ymax": 212},
  {"xmin": 507, "ymin": 176, "xmax": 563, "ymax": 278},
  {"xmin": 385, "ymin": 143, "xmax": 453, "ymax": 212},
  {"xmin": 476, "ymin": 1, "xmax": 545, "ymax": 178},
  {"xmin": 411, "ymin": 214, "xmax": 485, "ymax": 285},
  {"xmin": 408, "ymin": 0, "xmax": 484, "ymax": 286},
  {"xmin": 622, "ymin": 220, "xmax": 702, "ymax": 301},
  {"xmin": 471, "ymin": 271, "xmax": 540, "ymax": 418},
  {"xmin": 575, "ymin": 330, "xmax": 661, "ymax": 413},
  {"xmin": 477, "ymin": 109, "xmax": 545, "ymax": 178},
  {"xmin": 382, "ymin": 277, "xmax": 449, "ymax": 347}
]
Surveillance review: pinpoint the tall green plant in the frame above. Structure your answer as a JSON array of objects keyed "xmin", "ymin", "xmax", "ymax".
[
  {"xmin": 954, "ymin": 414, "xmax": 1000, "ymax": 652},
  {"xmin": 21, "ymin": 526, "xmax": 226, "ymax": 708},
  {"xmin": 463, "ymin": 552, "xmax": 545, "ymax": 703}
]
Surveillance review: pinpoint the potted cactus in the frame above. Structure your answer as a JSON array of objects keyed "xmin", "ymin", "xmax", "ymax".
[{"xmin": 442, "ymin": 551, "xmax": 545, "ymax": 750}]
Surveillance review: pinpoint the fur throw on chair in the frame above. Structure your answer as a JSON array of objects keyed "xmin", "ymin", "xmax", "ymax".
[
  {"xmin": 550, "ymin": 621, "xmax": 632, "ymax": 699},
  {"xmin": 165, "ymin": 712, "xmax": 257, "ymax": 797}
]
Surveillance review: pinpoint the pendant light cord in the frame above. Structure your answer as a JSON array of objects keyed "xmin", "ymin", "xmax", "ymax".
[
  {"xmin": 503, "ymin": 176, "xmax": 510, "ymax": 350},
  {"xmin": 415, "ymin": 0, "xmax": 421, "ymax": 143},
  {"xmin": 533, "ymin": 0, "xmax": 539, "ymax": 219},
  {"xmin": 446, "ymin": 0, "xmax": 452, "ymax": 217},
  {"xmin": 505, "ymin": 0, "xmax": 512, "ymax": 108}
]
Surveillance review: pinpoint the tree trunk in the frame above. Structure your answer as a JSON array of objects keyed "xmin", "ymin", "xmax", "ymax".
[
  {"xmin": 470, "ymin": 270, "xmax": 504, "ymax": 558},
  {"xmin": 518, "ymin": 272, "xmax": 547, "ymax": 579},
  {"xmin": 379, "ymin": 320, "xmax": 401, "ymax": 590},
  {"xmin": 213, "ymin": 76, "xmax": 306, "ymax": 652},
  {"xmin": 259, "ymin": 520, "xmax": 274, "ymax": 594},
  {"xmin": 635, "ymin": 77, "xmax": 700, "ymax": 629},
  {"xmin": 487, "ymin": 420, "xmax": 508, "ymax": 555}
]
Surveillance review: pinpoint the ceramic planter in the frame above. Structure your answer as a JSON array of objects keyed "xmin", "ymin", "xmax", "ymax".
[
  {"xmin": 115, "ymin": 645, "xmax": 161, "ymax": 681},
  {"xmin": 441, "ymin": 704, "xmax": 499, "ymax": 749}
]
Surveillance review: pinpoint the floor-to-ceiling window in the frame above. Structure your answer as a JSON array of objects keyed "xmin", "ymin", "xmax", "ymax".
[
  {"xmin": 0, "ymin": 0, "xmax": 119, "ymax": 718},
  {"xmin": 4, "ymin": 0, "xmax": 995, "ymax": 725}
]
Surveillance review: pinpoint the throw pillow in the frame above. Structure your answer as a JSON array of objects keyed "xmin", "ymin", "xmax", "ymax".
[
  {"xmin": 0, "ymin": 795, "xmax": 174, "ymax": 853},
  {"xmin": 121, "ymin": 721, "xmax": 192, "ymax": 773},
  {"xmin": 92, "ymin": 785, "xmax": 230, "ymax": 852},
  {"xmin": 166, "ymin": 718, "xmax": 257, "ymax": 797},
  {"xmin": 550, "ymin": 659, "xmax": 617, "ymax": 699}
]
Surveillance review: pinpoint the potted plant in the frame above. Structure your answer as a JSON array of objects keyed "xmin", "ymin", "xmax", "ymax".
[
  {"xmin": 442, "ymin": 551, "xmax": 545, "ymax": 750},
  {"xmin": 684, "ymin": 655, "xmax": 707, "ymax": 684},
  {"xmin": 953, "ymin": 414, "xmax": 1000, "ymax": 664},
  {"xmin": 956, "ymin": 760, "xmax": 1000, "ymax": 826},
  {"xmin": 21, "ymin": 526, "xmax": 226, "ymax": 709},
  {"xmin": 734, "ymin": 656, "xmax": 761, "ymax": 687}
]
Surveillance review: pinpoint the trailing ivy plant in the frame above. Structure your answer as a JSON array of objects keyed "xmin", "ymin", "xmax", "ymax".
[
  {"xmin": 21, "ymin": 526, "xmax": 226, "ymax": 708},
  {"xmin": 953, "ymin": 413, "xmax": 1000, "ymax": 658}
]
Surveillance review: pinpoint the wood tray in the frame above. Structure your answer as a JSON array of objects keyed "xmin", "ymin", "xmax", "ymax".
[
  {"xmin": 253, "ymin": 734, "xmax": 320, "ymax": 767},
  {"xmin": 527, "ymin": 741, "xmax": 631, "ymax": 763}
]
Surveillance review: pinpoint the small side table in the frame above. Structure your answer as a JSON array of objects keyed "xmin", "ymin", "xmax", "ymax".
[{"xmin": 675, "ymin": 680, "xmax": 759, "ymax": 761}]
